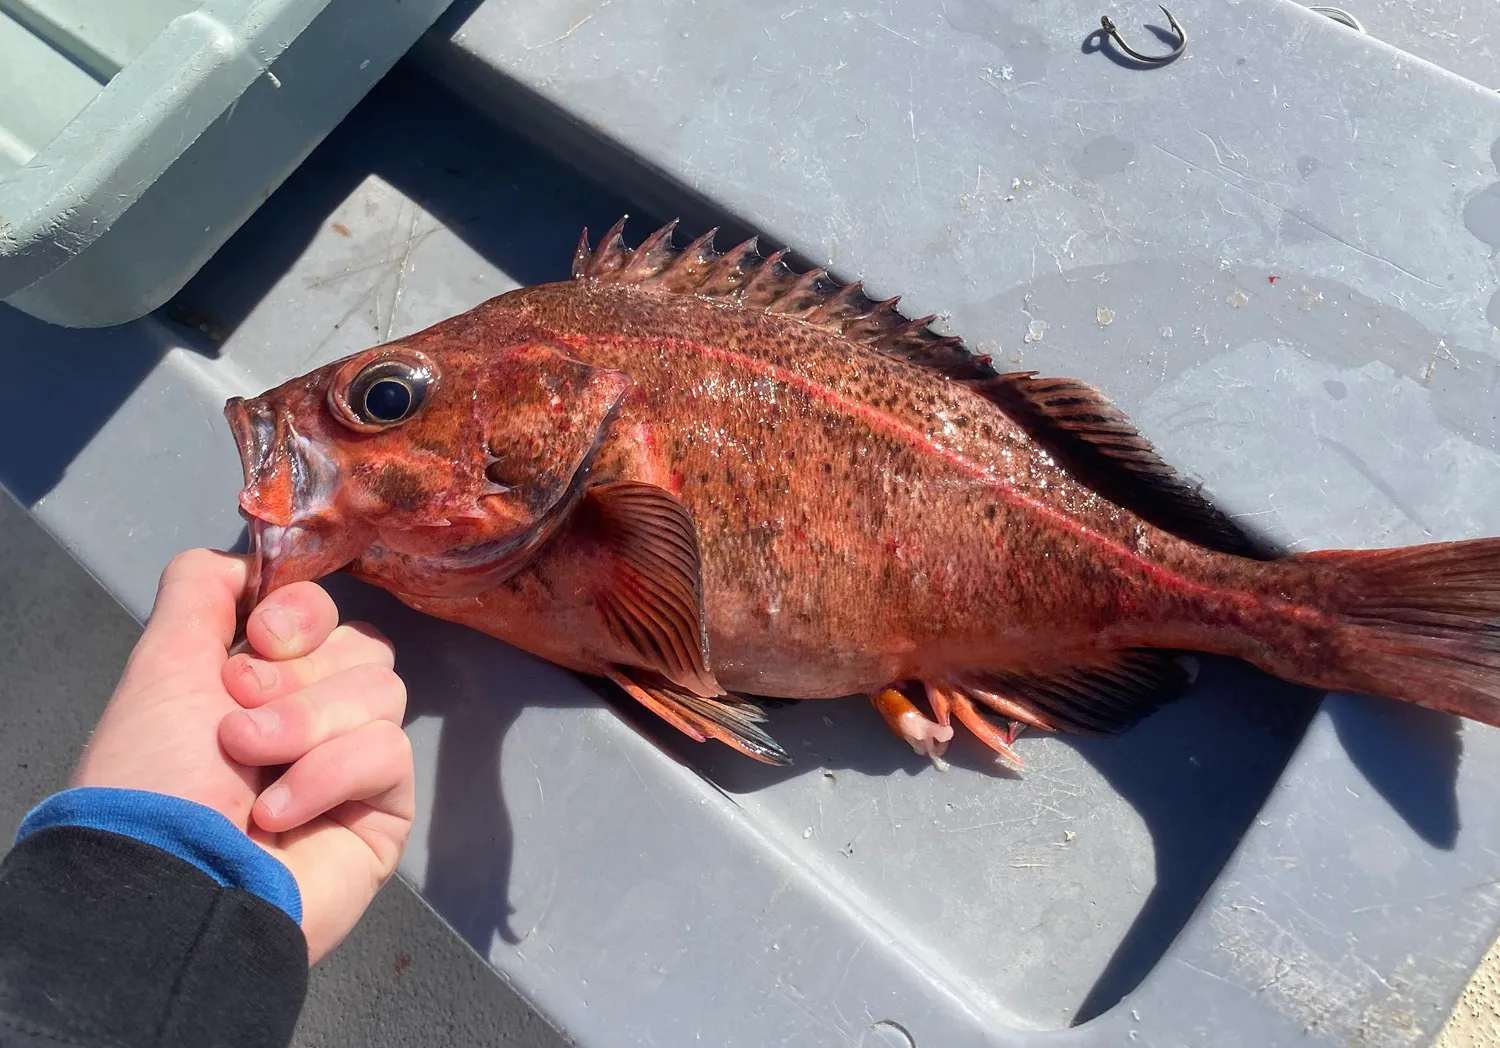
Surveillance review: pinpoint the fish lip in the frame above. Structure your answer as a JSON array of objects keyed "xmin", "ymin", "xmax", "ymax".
[
  {"xmin": 225, "ymin": 396, "xmax": 278, "ymax": 495},
  {"xmin": 224, "ymin": 396, "xmax": 272, "ymax": 619}
]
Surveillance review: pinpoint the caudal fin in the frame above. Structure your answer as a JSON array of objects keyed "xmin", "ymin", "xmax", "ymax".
[{"xmin": 1292, "ymin": 539, "xmax": 1500, "ymax": 726}]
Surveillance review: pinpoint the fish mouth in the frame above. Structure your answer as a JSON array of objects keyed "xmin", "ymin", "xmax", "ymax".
[
  {"xmin": 224, "ymin": 394, "xmax": 371, "ymax": 627},
  {"xmin": 225, "ymin": 396, "xmax": 277, "ymax": 624}
]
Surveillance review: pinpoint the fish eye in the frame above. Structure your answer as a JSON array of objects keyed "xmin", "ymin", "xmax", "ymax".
[
  {"xmin": 363, "ymin": 377, "xmax": 412, "ymax": 422},
  {"xmin": 330, "ymin": 352, "xmax": 436, "ymax": 432}
]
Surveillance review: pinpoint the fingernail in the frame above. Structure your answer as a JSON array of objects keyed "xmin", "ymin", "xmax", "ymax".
[
  {"xmin": 238, "ymin": 659, "xmax": 276, "ymax": 692},
  {"xmin": 241, "ymin": 707, "xmax": 279, "ymax": 737},
  {"xmin": 260, "ymin": 784, "xmax": 290, "ymax": 818},
  {"xmin": 260, "ymin": 606, "xmax": 298, "ymax": 644}
]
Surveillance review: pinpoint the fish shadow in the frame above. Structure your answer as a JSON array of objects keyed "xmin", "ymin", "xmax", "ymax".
[
  {"xmin": 1326, "ymin": 694, "xmax": 1462, "ymax": 850},
  {"xmin": 662, "ymin": 654, "xmax": 1323, "ymax": 1024},
  {"xmin": 310, "ymin": 555, "xmax": 1461, "ymax": 1024},
  {"xmin": 314, "ymin": 572, "xmax": 608, "ymax": 948}
]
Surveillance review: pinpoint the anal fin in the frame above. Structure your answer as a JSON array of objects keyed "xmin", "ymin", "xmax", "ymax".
[
  {"xmin": 609, "ymin": 670, "xmax": 792, "ymax": 766},
  {"xmin": 945, "ymin": 649, "xmax": 1192, "ymax": 749}
]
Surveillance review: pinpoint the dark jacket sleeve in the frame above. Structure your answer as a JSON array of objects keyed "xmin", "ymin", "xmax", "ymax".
[{"xmin": 0, "ymin": 826, "xmax": 309, "ymax": 1048}]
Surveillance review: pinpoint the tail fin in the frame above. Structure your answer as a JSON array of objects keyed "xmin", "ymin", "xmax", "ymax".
[{"xmin": 1292, "ymin": 539, "xmax": 1500, "ymax": 726}]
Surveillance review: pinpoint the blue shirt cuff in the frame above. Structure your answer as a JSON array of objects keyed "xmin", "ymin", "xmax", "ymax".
[{"xmin": 15, "ymin": 786, "xmax": 302, "ymax": 925}]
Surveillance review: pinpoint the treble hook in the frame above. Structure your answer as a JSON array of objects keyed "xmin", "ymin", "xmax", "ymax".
[{"xmin": 1099, "ymin": 5, "xmax": 1186, "ymax": 64}]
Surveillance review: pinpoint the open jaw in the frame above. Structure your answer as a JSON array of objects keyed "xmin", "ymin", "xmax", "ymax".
[{"xmin": 224, "ymin": 395, "xmax": 362, "ymax": 624}]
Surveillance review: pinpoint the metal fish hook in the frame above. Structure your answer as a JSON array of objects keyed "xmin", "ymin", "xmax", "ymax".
[
  {"xmin": 1099, "ymin": 5, "xmax": 1186, "ymax": 64},
  {"xmin": 1308, "ymin": 5, "xmax": 1366, "ymax": 32}
]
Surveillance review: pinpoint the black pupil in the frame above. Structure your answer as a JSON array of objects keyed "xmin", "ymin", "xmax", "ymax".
[{"xmin": 364, "ymin": 379, "xmax": 412, "ymax": 421}]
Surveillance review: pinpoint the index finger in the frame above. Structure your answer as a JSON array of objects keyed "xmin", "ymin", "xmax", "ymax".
[{"xmin": 142, "ymin": 549, "xmax": 251, "ymax": 654}]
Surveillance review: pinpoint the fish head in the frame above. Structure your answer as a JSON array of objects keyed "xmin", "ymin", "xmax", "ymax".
[{"xmin": 225, "ymin": 334, "xmax": 632, "ymax": 616}]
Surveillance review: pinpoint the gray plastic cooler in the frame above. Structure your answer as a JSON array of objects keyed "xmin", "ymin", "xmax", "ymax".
[
  {"xmin": 0, "ymin": 0, "xmax": 456, "ymax": 328},
  {"xmin": 5, "ymin": 0, "xmax": 1500, "ymax": 1045}
]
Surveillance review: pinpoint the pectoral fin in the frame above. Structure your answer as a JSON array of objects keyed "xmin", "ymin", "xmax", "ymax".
[{"xmin": 583, "ymin": 481, "xmax": 720, "ymax": 698}]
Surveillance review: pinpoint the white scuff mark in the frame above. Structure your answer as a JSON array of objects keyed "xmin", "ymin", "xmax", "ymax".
[
  {"xmin": 386, "ymin": 208, "xmax": 421, "ymax": 342},
  {"xmin": 907, "ymin": 72, "xmax": 921, "ymax": 195},
  {"xmin": 873, "ymin": 21, "xmax": 920, "ymax": 46},
  {"xmin": 1420, "ymin": 339, "xmax": 1460, "ymax": 386},
  {"xmin": 528, "ymin": 0, "xmax": 614, "ymax": 49},
  {"xmin": 516, "ymin": 863, "xmax": 559, "ymax": 948},
  {"xmin": 1211, "ymin": 904, "xmax": 1428, "ymax": 1045},
  {"xmin": 1153, "ymin": 142, "xmax": 1441, "ymax": 290},
  {"xmin": 1227, "ymin": 289, "xmax": 1249, "ymax": 308}
]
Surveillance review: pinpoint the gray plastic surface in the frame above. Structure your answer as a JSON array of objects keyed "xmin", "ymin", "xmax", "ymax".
[
  {"xmin": 1291, "ymin": 0, "xmax": 1500, "ymax": 89},
  {"xmin": 401, "ymin": 3, "xmax": 1500, "ymax": 1039},
  {"xmin": 3, "ymin": 0, "xmax": 1500, "ymax": 1044},
  {"xmin": 0, "ymin": 0, "xmax": 455, "ymax": 328}
]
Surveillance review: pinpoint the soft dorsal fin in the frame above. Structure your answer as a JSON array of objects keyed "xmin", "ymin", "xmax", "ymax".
[
  {"xmin": 571, "ymin": 217, "xmax": 1271, "ymax": 560},
  {"xmin": 968, "ymin": 373, "xmax": 1274, "ymax": 559}
]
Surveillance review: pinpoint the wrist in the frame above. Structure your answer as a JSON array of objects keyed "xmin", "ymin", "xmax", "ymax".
[{"xmin": 16, "ymin": 786, "xmax": 302, "ymax": 923}]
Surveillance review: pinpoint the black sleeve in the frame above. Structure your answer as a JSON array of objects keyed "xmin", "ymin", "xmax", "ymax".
[{"xmin": 0, "ymin": 826, "xmax": 309, "ymax": 1048}]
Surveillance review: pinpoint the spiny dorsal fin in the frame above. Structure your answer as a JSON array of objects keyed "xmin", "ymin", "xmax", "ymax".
[
  {"xmin": 572, "ymin": 216, "xmax": 991, "ymax": 380},
  {"xmin": 572, "ymin": 218, "xmax": 1271, "ymax": 560}
]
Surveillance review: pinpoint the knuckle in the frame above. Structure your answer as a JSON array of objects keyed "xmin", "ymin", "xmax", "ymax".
[
  {"xmin": 343, "ymin": 622, "xmax": 397, "ymax": 664},
  {"xmin": 281, "ymin": 690, "xmax": 323, "ymax": 739},
  {"xmin": 346, "ymin": 662, "xmax": 407, "ymax": 712},
  {"xmin": 345, "ymin": 620, "xmax": 393, "ymax": 649},
  {"xmin": 165, "ymin": 547, "xmax": 215, "ymax": 576},
  {"xmin": 159, "ymin": 548, "xmax": 219, "ymax": 591},
  {"xmin": 371, "ymin": 719, "xmax": 414, "ymax": 762}
]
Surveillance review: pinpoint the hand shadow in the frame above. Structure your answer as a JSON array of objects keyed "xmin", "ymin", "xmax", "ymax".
[{"xmin": 315, "ymin": 572, "xmax": 614, "ymax": 948}]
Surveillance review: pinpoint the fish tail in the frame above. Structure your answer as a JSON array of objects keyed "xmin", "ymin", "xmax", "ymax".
[{"xmin": 1281, "ymin": 538, "xmax": 1500, "ymax": 726}]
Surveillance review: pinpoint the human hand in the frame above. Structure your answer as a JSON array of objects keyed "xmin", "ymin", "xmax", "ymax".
[{"xmin": 71, "ymin": 549, "xmax": 414, "ymax": 963}]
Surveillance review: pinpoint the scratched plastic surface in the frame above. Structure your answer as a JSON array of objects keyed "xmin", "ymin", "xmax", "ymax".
[
  {"xmin": 3, "ymin": 1, "xmax": 1500, "ymax": 1046},
  {"xmin": 401, "ymin": 1, "xmax": 1500, "ymax": 1042}
]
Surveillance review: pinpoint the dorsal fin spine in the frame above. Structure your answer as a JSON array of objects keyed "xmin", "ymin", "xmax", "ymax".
[{"xmin": 570, "ymin": 218, "xmax": 1272, "ymax": 560}]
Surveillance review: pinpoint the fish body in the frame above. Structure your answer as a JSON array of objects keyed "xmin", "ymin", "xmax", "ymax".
[{"xmin": 226, "ymin": 219, "xmax": 1500, "ymax": 766}]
